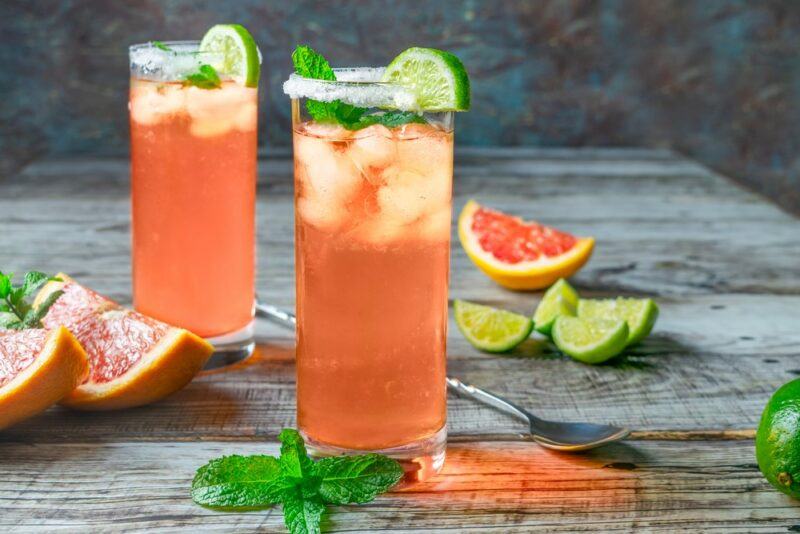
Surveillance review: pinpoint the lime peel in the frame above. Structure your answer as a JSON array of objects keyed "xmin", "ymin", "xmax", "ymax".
[
  {"xmin": 454, "ymin": 300, "xmax": 533, "ymax": 353},
  {"xmin": 199, "ymin": 24, "xmax": 261, "ymax": 87},
  {"xmin": 533, "ymin": 278, "xmax": 579, "ymax": 336},
  {"xmin": 552, "ymin": 316, "xmax": 628, "ymax": 364},
  {"xmin": 382, "ymin": 47, "xmax": 470, "ymax": 112},
  {"xmin": 577, "ymin": 297, "xmax": 659, "ymax": 346}
]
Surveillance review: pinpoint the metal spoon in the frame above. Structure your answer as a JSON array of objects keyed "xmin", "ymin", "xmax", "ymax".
[{"xmin": 254, "ymin": 301, "xmax": 629, "ymax": 451}]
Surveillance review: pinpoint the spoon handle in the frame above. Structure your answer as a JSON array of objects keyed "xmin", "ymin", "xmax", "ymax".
[
  {"xmin": 255, "ymin": 301, "xmax": 296, "ymax": 329},
  {"xmin": 445, "ymin": 376, "xmax": 533, "ymax": 425}
]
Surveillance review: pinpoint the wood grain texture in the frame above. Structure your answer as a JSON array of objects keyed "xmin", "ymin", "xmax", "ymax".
[
  {"xmin": 0, "ymin": 440, "xmax": 798, "ymax": 532},
  {"xmin": 1, "ymin": 150, "xmax": 798, "ymax": 441},
  {"xmin": 1, "ymin": 148, "xmax": 799, "ymax": 531}
]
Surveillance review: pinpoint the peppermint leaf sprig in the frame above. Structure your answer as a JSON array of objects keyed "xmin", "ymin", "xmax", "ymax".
[
  {"xmin": 191, "ymin": 429, "xmax": 404, "ymax": 534},
  {"xmin": 0, "ymin": 271, "xmax": 63, "ymax": 330}
]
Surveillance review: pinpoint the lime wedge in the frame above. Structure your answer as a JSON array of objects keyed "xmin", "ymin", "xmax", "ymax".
[
  {"xmin": 382, "ymin": 47, "xmax": 470, "ymax": 111},
  {"xmin": 454, "ymin": 300, "xmax": 533, "ymax": 353},
  {"xmin": 199, "ymin": 24, "xmax": 261, "ymax": 87},
  {"xmin": 552, "ymin": 317, "xmax": 629, "ymax": 364},
  {"xmin": 578, "ymin": 298, "xmax": 659, "ymax": 346},
  {"xmin": 533, "ymin": 278, "xmax": 579, "ymax": 336}
]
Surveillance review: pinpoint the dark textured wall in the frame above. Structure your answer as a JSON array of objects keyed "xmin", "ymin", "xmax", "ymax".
[{"xmin": 2, "ymin": 0, "xmax": 799, "ymax": 214}]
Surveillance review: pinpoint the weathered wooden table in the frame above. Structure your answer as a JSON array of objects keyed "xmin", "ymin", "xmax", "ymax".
[{"xmin": 1, "ymin": 148, "xmax": 799, "ymax": 531}]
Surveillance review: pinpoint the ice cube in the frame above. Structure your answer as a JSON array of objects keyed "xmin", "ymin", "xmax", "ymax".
[
  {"xmin": 300, "ymin": 122, "xmax": 352, "ymax": 140},
  {"xmin": 190, "ymin": 116, "xmax": 234, "ymax": 138},
  {"xmin": 234, "ymin": 102, "xmax": 258, "ymax": 131},
  {"xmin": 294, "ymin": 134, "xmax": 361, "ymax": 201},
  {"xmin": 417, "ymin": 205, "xmax": 452, "ymax": 241},
  {"xmin": 185, "ymin": 84, "xmax": 249, "ymax": 120},
  {"xmin": 395, "ymin": 123, "xmax": 439, "ymax": 140},
  {"xmin": 376, "ymin": 171, "xmax": 429, "ymax": 224},
  {"xmin": 294, "ymin": 134, "xmax": 364, "ymax": 231},
  {"xmin": 395, "ymin": 123, "xmax": 452, "ymax": 176},
  {"xmin": 348, "ymin": 124, "xmax": 396, "ymax": 172},
  {"xmin": 297, "ymin": 195, "xmax": 344, "ymax": 231},
  {"xmin": 378, "ymin": 168, "xmax": 452, "ymax": 220},
  {"xmin": 129, "ymin": 83, "xmax": 186, "ymax": 125}
]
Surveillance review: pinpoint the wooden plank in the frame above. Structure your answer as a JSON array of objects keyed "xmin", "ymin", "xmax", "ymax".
[
  {"xmin": 1, "ymin": 300, "xmax": 797, "ymax": 443},
  {"xmin": 0, "ymin": 440, "xmax": 797, "ymax": 532},
  {"xmin": 0, "ymin": 151, "xmax": 799, "ymax": 440},
  {"xmin": 3, "ymin": 153, "xmax": 798, "ymax": 302}
]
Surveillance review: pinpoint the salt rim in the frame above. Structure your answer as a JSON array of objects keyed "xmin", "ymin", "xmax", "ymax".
[
  {"xmin": 282, "ymin": 68, "xmax": 418, "ymax": 111},
  {"xmin": 129, "ymin": 41, "xmax": 225, "ymax": 82}
]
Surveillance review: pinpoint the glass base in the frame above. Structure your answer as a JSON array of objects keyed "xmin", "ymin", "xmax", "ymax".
[
  {"xmin": 203, "ymin": 320, "xmax": 255, "ymax": 369},
  {"xmin": 303, "ymin": 425, "xmax": 447, "ymax": 483}
]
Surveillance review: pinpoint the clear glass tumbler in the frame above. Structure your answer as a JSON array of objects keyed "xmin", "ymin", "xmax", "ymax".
[
  {"xmin": 129, "ymin": 41, "xmax": 258, "ymax": 364},
  {"xmin": 287, "ymin": 71, "xmax": 453, "ymax": 481}
]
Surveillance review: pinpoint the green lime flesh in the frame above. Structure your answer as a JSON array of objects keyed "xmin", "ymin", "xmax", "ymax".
[
  {"xmin": 199, "ymin": 24, "xmax": 261, "ymax": 87},
  {"xmin": 552, "ymin": 316, "xmax": 628, "ymax": 364},
  {"xmin": 533, "ymin": 278, "xmax": 579, "ymax": 336},
  {"xmin": 756, "ymin": 378, "xmax": 800, "ymax": 500},
  {"xmin": 454, "ymin": 300, "xmax": 533, "ymax": 353},
  {"xmin": 577, "ymin": 298, "xmax": 658, "ymax": 346},
  {"xmin": 382, "ymin": 47, "xmax": 470, "ymax": 111}
]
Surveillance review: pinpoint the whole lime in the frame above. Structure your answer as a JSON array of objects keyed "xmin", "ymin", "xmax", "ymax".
[{"xmin": 756, "ymin": 378, "xmax": 800, "ymax": 499}]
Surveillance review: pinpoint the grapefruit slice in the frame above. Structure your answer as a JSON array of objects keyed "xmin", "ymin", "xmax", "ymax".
[
  {"xmin": 35, "ymin": 274, "xmax": 213, "ymax": 410},
  {"xmin": 458, "ymin": 200, "xmax": 594, "ymax": 290},
  {"xmin": 0, "ymin": 326, "xmax": 88, "ymax": 429}
]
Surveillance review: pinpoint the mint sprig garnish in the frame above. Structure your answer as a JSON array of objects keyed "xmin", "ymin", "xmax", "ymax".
[
  {"xmin": 191, "ymin": 429, "xmax": 404, "ymax": 534},
  {"xmin": 291, "ymin": 45, "xmax": 425, "ymax": 130},
  {"xmin": 0, "ymin": 271, "xmax": 62, "ymax": 330},
  {"xmin": 184, "ymin": 64, "xmax": 222, "ymax": 89}
]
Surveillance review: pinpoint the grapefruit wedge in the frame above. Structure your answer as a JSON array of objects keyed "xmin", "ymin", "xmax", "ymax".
[
  {"xmin": 0, "ymin": 326, "xmax": 88, "ymax": 429},
  {"xmin": 35, "ymin": 274, "xmax": 213, "ymax": 410},
  {"xmin": 458, "ymin": 200, "xmax": 594, "ymax": 290}
]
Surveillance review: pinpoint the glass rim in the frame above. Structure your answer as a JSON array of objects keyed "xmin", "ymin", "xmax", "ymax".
[
  {"xmin": 283, "ymin": 68, "xmax": 418, "ymax": 111},
  {"xmin": 288, "ymin": 68, "xmax": 396, "ymax": 87},
  {"xmin": 128, "ymin": 40, "xmax": 217, "ymax": 56}
]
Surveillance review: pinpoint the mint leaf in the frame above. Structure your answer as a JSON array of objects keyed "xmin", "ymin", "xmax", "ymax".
[
  {"xmin": 355, "ymin": 111, "xmax": 426, "ymax": 130},
  {"xmin": 0, "ymin": 272, "xmax": 10, "ymax": 299},
  {"xmin": 279, "ymin": 429, "xmax": 316, "ymax": 482},
  {"xmin": 22, "ymin": 289, "xmax": 62, "ymax": 329},
  {"xmin": 8, "ymin": 286, "xmax": 30, "ymax": 320},
  {"xmin": 184, "ymin": 64, "xmax": 221, "ymax": 90},
  {"xmin": 190, "ymin": 429, "xmax": 403, "ymax": 533},
  {"xmin": 191, "ymin": 455, "xmax": 288, "ymax": 509},
  {"xmin": 335, "ymin": 103, "xmax": 366, "ymax": 126},
  {"xmin": 292, "ymin": 46, "xmax": 335, "ymax": 81},
  {"xmin": 305, "ymin": 100, "xmax": 337, "ymax": 123},
  {"xmin": 291, "ymin": 45, "xmax": 368, "ymax": 126},
  {"xmin": 316, "ymin": 454, "xmax": 403, "ymax": 504},
  {"xmin": 0, "ymin": 312, "xmax": 21, "ymax": 329},
  {"xmin": 0, "ymin": 271, "xmax": 63, "ymax": 330},
  {"xmin": 152, "ymin": 40, "xmax": 173, "ymax": 52},
  {"xmin": 282, "ymin": 487, "xmax": 325, "ymax": 534},
  {"xmin": 22, "ymin": 271, "xmax": 54, "ymax": 298}
]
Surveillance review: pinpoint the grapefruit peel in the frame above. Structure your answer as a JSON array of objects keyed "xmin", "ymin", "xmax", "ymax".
[
  {"xmin": 0, "ymin": 326, "xmax": 88, "ymax": 429},
  {"xmin": 458, "ymin": 200, "xmax": 594, "ymax": 290},
  {"xmin": 35, "ymin": 274, "xmax": 213, "ymax": 411}
]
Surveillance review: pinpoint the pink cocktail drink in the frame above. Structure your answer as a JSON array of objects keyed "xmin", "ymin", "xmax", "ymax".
[
  {"xmin": 292, "ymin": 93, "xmax": 454, "ymax": 478},
  {"xmin": 129, "ymin": 42, "xmax": 257, "ymax": 356}
]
